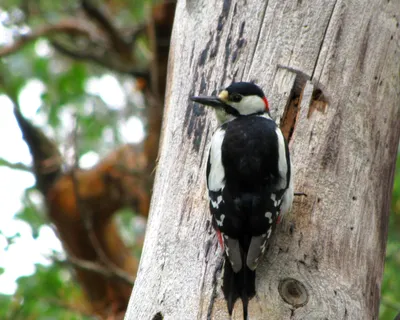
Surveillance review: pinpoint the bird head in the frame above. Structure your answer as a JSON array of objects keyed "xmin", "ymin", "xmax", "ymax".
[{"xmin": 190, "ymin": 82, "xmax": 269, "ymax": 123}]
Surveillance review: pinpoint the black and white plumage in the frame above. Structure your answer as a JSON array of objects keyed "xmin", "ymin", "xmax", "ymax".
[{"xmin": 191, "ymin": 82, "xmax": 293, "ymax": 319}]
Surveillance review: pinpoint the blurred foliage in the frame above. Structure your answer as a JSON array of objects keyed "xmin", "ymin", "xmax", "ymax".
[
  {"xmin": 0, "ymin": 39, "xmax": 138, "ymax": 159},
  {"xmin": 114, "ymin": 208, "xmax": 146, "ymax": 259},
  {"xmin": 380, "ymin": 154, "xmax": 400, "ymax": 320},
  {"xmin": 0, "ymin": 0, "xmax": 153, "ymax": 318},
  {"xmin": 0, "ymin": 263, "xmax": 91, "ymax": 320}
]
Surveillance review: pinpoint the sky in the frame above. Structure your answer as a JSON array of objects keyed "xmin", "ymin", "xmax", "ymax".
[{"xmin": 0, "ymin": 20, "xmax": 145, "ymax": 294}]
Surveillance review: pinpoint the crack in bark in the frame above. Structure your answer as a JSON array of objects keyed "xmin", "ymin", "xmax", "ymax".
[
  {"xmin": 310, "ymin": 0, "xmax": 339, "ymax": 80},
  {"xmin": 247, "ymin": 1, "xmax": 269, "ymax": 78}
]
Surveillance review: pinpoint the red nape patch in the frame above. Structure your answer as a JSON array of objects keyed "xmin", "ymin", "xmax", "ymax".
[
  {"xmin": 277, "ymin": 215, "xmax": 282, "ymax": 224},
  {"xmin": 263, "ymin": 97, "xmax": 269, "ymax": 111},
  {"xmin": 217, "ymin": 230, "xmax": 224, "ymax": 250}
]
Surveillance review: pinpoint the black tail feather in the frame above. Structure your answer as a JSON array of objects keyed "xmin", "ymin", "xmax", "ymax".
[{"xmin": 222, "ymin": 255, "xmax": 256, "ymax": 319}]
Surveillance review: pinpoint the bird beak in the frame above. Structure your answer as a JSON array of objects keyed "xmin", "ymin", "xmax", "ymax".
[{"xmin": 190, "ymin": 96, "xmax": 227, "ymax": 109}]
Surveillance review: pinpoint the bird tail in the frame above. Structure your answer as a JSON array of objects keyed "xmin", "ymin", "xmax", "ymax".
[{"xmin": 222, "ymin": 253, "xmax": 256, "ymax": 320}]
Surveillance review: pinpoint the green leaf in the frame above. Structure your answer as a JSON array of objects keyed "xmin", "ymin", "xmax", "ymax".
[
  {"xmin": 14, "ymin": 206, "xmax": 45, "ymax": 239},
  {"xmin": 33, "ymin": 58, "xmax": 50, "ymax": 83}
]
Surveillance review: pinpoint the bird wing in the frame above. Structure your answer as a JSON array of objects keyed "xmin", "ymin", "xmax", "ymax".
[
  {"xmin": 206, "ymin": 127, "xmax": 243, "ymax": 272},
  {"xmin": 246, "ymin": 127, "xmax": 293, "ymax": 270}
]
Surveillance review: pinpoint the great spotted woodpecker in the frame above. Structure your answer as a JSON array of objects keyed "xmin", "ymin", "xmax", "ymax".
[{"xmin": 191, "ymin": 82, "xmax": 293, "ymax": 319}]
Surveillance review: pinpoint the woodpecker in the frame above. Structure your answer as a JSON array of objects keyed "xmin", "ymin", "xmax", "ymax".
[{"xmin": 190, "ymin": 82, "xmax": 293, "ymax": 319}]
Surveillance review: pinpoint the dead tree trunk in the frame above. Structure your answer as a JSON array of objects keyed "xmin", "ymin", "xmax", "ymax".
[{"xmin": 126, "ymin": 0, "xmax": 400, "ymax": 319}]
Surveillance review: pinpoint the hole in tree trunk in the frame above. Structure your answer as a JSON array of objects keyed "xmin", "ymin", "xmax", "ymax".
[{"xmin": 152, "ymin": 312, "xmax": 164, "ymax": 320}]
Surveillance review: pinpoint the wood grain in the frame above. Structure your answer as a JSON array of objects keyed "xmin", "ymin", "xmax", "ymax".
[{"xmin": 126, "ymin": 0, "xmax": 400, "ymax": 319}]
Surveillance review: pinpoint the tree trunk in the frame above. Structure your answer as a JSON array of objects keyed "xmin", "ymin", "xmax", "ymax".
[{"xmin": 126, "ymin": 0, "xmax": 400, "ymax": 319}]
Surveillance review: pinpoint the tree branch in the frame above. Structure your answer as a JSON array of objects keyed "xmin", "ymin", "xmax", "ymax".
[
  {"xmin": 81, "ymin": 0, "xmax": 130, "ymax": 56},
  {"xmin": 69, "ymin": 169, "xmax": 137, "ymax": 286},
  {"xmin": 128, "ymin": 23, "xmax": 147, "ymax": 45},
  {"xmin": 0, "ymin": 19, "xmax": 95, "ymax": 57},
  {"xmin": 68, "ymin": 119, "xmax": 136, "ymax": 287},
  {"xmin": 40, "ymin": 297, "xmax": 93, "ymax": 318},
  {"xmin": 54, "ymin": 254, "xmax": 135, "ymax": 286},
  {"xmin": 50, "ymin": 39, "xmax": 149, "ymax": 78},
  {"xmin": 0, "ymin": 158, "xmax": 32, "ymax": 172}
]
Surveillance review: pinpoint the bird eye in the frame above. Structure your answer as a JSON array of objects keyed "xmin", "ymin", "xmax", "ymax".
[{"xmin": 230, "ymin": 93, "xmax": 242, "ymax": 102}]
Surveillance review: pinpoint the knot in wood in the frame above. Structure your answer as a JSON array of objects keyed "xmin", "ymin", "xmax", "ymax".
[{"xmin": 278, "ymin": 278, "xmax": 309, "ymax": 308}]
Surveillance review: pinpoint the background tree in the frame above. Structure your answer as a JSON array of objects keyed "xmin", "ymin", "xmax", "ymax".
[
  {"xmin": 0, "ymin": 0, "xmax": 175, "ymax": 319},
  {"xmin": 0, "ymin": 0, "xmax": 399, "ymax": 320},
  {"xmin": 125, "ymin": 0, "xmax": 400, "ymax": 319}
]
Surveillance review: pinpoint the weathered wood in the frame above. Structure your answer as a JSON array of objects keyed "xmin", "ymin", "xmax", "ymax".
[{"xmin": 126, "ymin": 0, "xmax": 400, "ymax": 319}]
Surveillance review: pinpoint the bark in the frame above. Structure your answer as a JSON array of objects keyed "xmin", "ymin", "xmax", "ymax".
[{"xmin": 126, "ymin": 0, "xmax": 400, "ymax": 319}]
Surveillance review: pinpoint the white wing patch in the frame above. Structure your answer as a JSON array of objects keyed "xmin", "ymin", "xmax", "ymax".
[
  {"xmin": 210, "ymin": 195, "xmax": 223, "ymax": 209},
  {"xmin": 265, "ymin": 211, "xmax": 272, "ymax": 224},
  {"xmin": 216, "ymin": 214, "xmax": 225, "ymax": 227},
  {"xmin": 208, "ymin": 128, "xmax": 226, "ymax": 191},
  {"xmin": 270, "ymin": 193, "xmax": 282, "ymax": 207},
  {"xmin": 275, "ymin": 128, "xmax": 288, "ymax": 190},
  {"xmin": 280, "ymin": 162, "xmax": 294, "ymax": 216}
]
